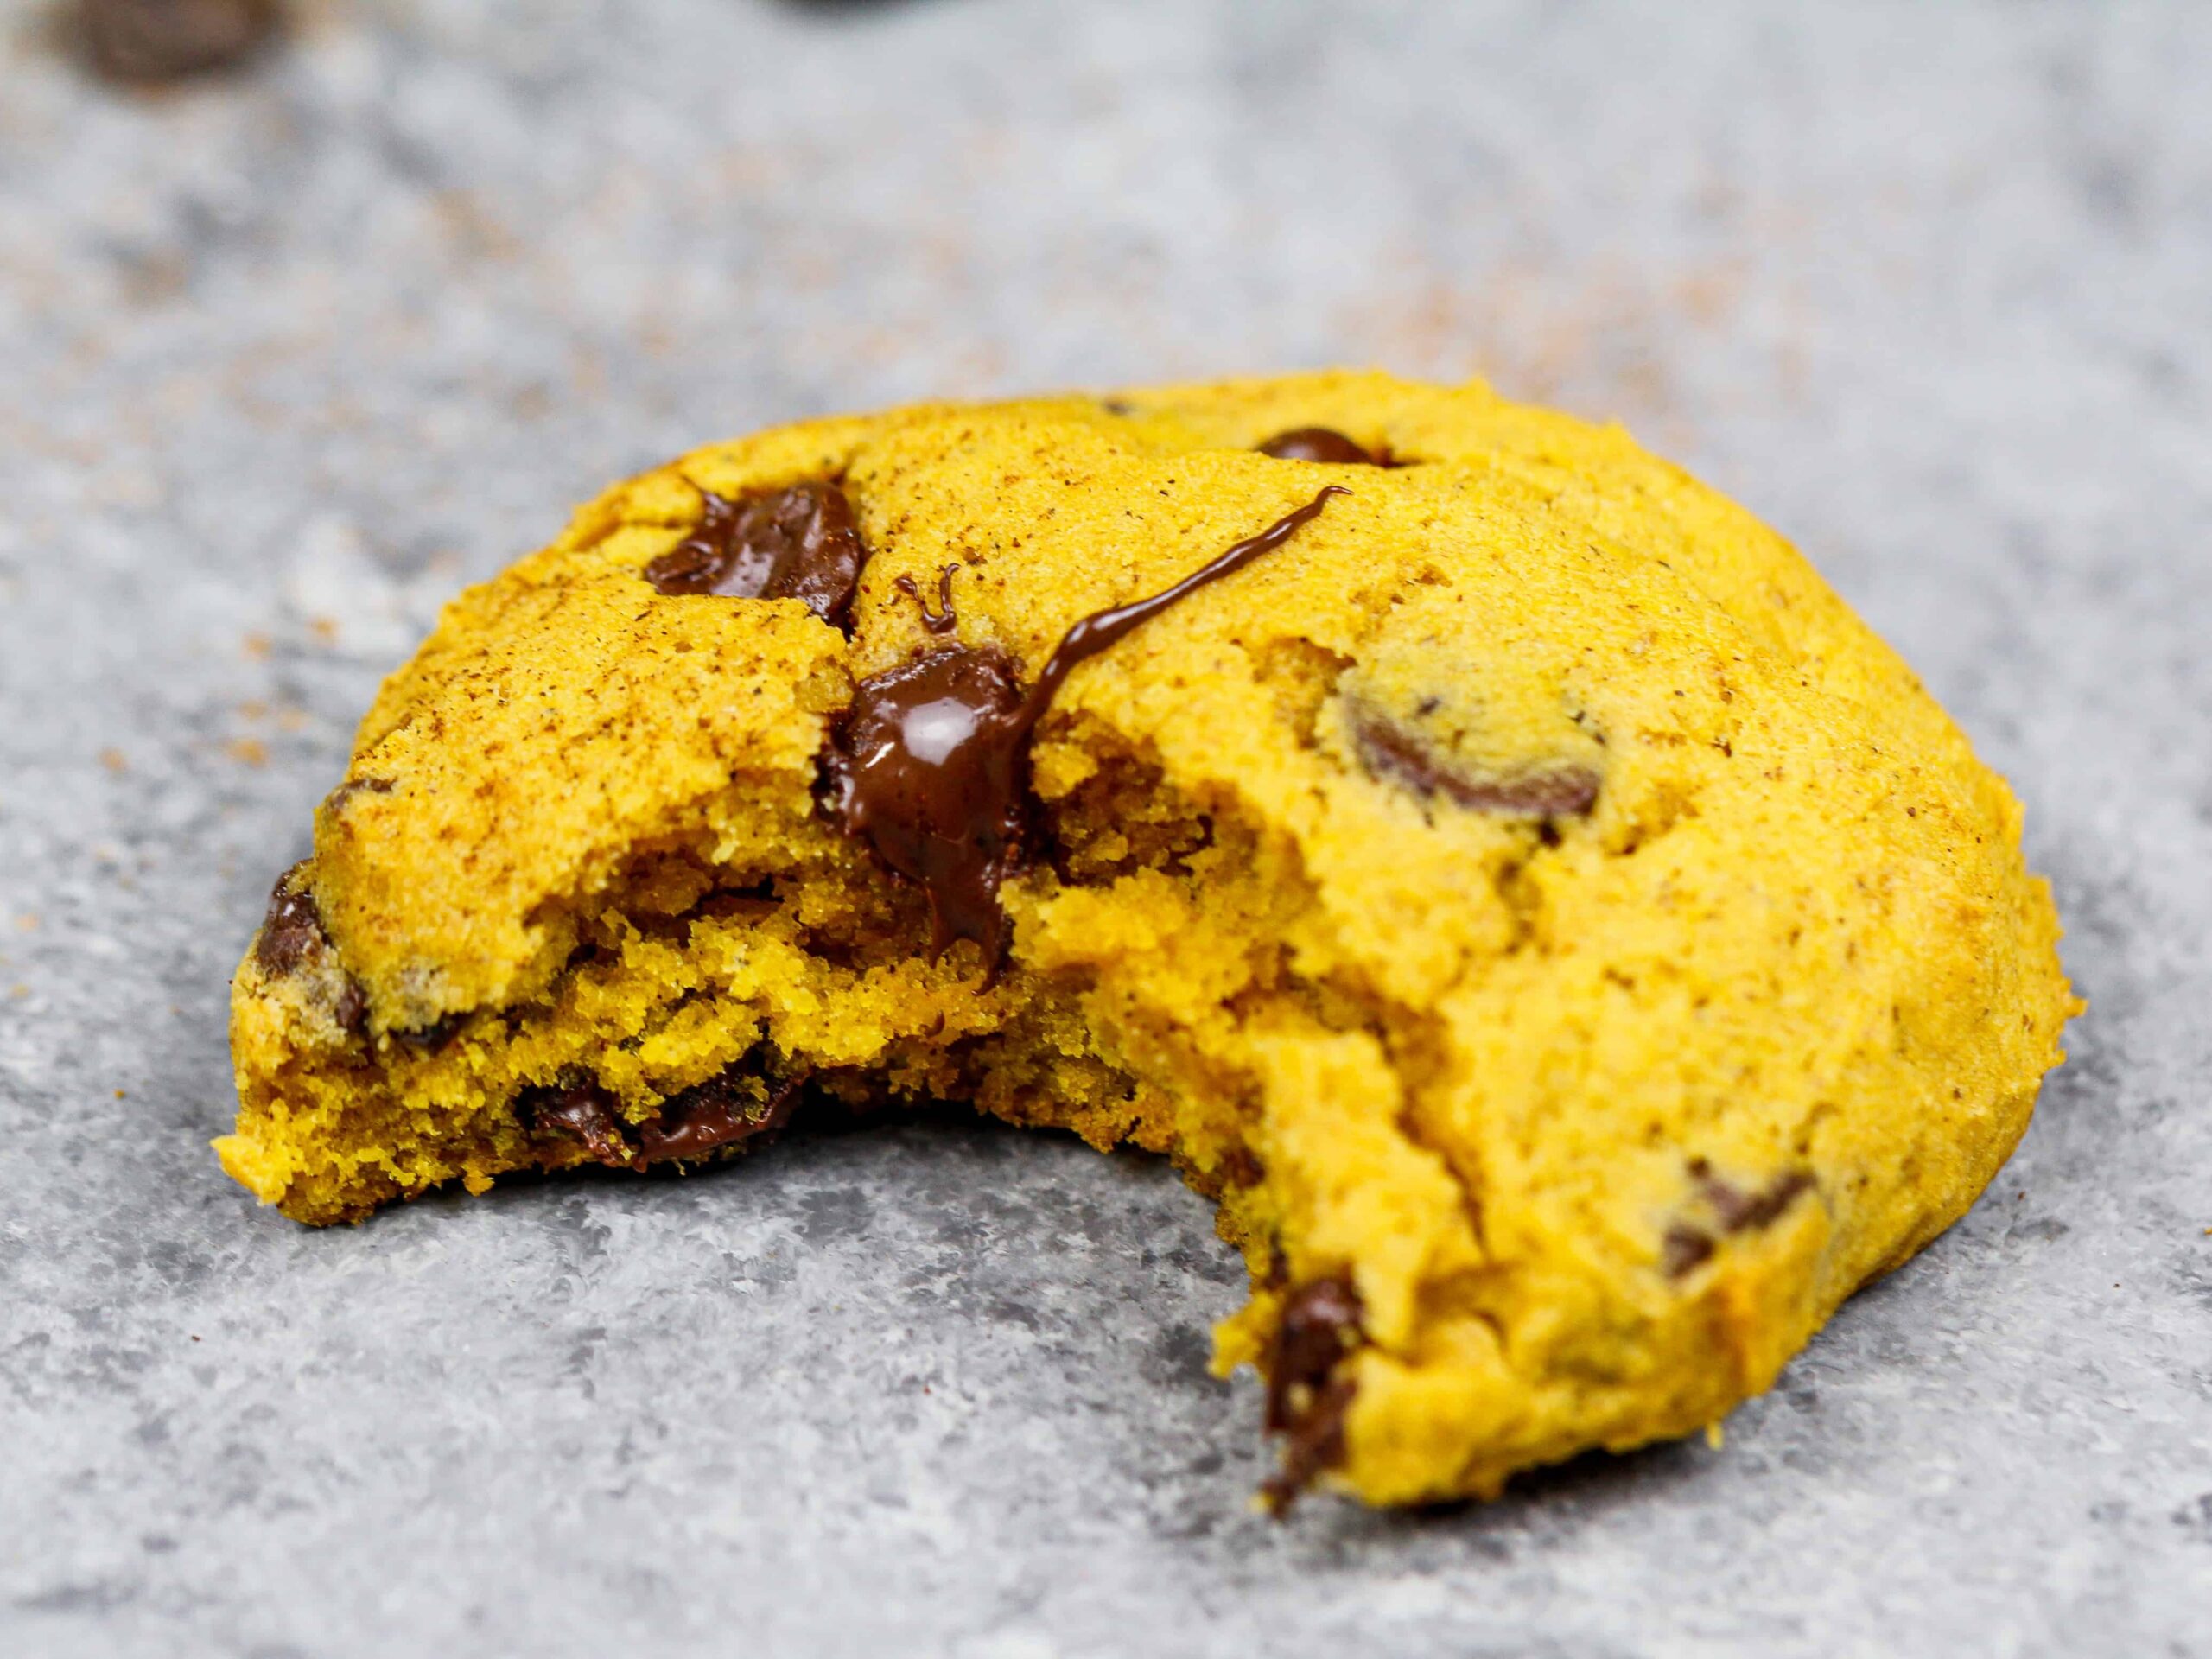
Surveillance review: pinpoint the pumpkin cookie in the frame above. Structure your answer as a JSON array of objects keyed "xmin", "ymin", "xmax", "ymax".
[{"xmin": 220, "ymin": 372, "xmax": 2077, "ymax": 1507}]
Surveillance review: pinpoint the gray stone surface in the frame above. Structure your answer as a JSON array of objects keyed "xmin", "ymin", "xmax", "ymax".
[{"xmin": 2, "ymin": 0, "xmax": 2209, "ymax": 1652}]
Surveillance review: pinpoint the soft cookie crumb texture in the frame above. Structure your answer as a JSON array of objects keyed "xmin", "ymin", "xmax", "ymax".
[{"xmin": 219, "ymin": 372, "xmax": 2079, "ymax": 1509}]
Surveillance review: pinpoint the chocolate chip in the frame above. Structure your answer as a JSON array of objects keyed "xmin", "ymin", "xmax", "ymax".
[
  {"xmin": 1263, "ymin": 1376, "xmax": 1356, "ymax": 1515},
  {"xmin": 322, "ymin": 776, "xmax": 393, "ymax": 816},
  {"xmin": 1699, "ymin": 1166, "xmax": 1816, "ymax": 1234},
  {"xmin": 644, "ymin": 480, "xmax": 869, "ymax": 631},
  {"xmin": 395, "ymin": 1014, "xmax": 462, "ymax": 1052},
  {"xmin": 79, "ymin": 0, "xmax": 279, "ymax": 84},
  {"xmin": 1666, "ymin": 1164, "xmax": 1816, "ymax": 1277},
  {"xmin": 1261, "ymin": 1274, "xmax": 1364, "ymax": 1515},
  {"xmin": 1662, "ymin": 1224, "xmax": 1716, "ymax": 1278},
  {"xmin": 253, "ymin": 865, "xmax": 327, "ymax": 977},
  {"xmin": 1216, "ymin": 1145, "xmax": 1264, "ymax": 1190},
  {"xmin": 637, "ymin": 1072, "xmax": 804, "ymax": 1164},
  {"xmin": 1257, "ymin": 427, "xmax": 1385, "ymax": 466},
  {"xmin": 331, "ymin": 979, "xmax": 368, "ymax": 1037},
  {"xmin": 526, "ymin": 1070, "xmax": 806, "ymax": 1173},
  {"xmin": 1350, "ymin": 707, "xmax": 1601, "ymax": 818},
  {"xmin": 823, "ymin": 487, "xmax": 1347, "ymax": 976},
  {"xmin": 524, "ymin": 1081, "xmax": 631, "ymax": 1168}
]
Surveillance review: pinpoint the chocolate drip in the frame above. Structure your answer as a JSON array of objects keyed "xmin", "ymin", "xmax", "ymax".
[
  {"xmin": 1262, "ymin": 1274, "xmax": 1365, "ymax": 1514},
  {"xmin": 644, "ymin": 480, "xmax": 868, "ymax": 630},
  {"xmin": 1258, "ymin": 427, "xmax": 1386, "ymax": 466},
  {"xmin": 893, "ymin": 563, "xmax": 961, "ymax": 634},
  {"xmin": 823, "ymin": 486, "xmax": 1348, "ymax": 974}
]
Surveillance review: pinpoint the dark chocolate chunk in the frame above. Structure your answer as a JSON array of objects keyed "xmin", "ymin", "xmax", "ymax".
[
  {"xmin": 79, "ymin": 0, "xmax": 279, "ymax": 84},
  {"xmin": 1350, "ymin": 708, "xmax": 1601, "ymax": 818},
  {"xmin": 644, "ymin": 480, "xmax": 868, "ymax": 631},
  {"xmin": 638, "ymin": 1072, "xmax": 804, "ymax": 1164},
  {"xmin": 331, "ymin": 979, "xmax": 368, "ymax": 1037},
  {"xmin": 1258, "ymin": 427, "xmax": 1384, "ymax": 466},
  {"xmin": 526, "ymin": 1071, "xmax": 805, "ymax": 1172},
  {"xmin": 253, "ymin": 865, "xmax": 327, "ymax": 977},
  {"xmin": 524, "ymin": 1081, "xmax": 631, "ymax": 1169},
  {"xmin": 1261, "ymin": 1274, "xmax": 1364, "ymax": 1514},
  {"xmin": 822, "ymin": 645, "xmax": 1033, "ymax": 967},
  {"xmin": 1695, "ymin": 1163, "xmax": 1815, "ymax": 1234},
  {"xmin": 1216, "ymin": 1145, "xmax": 1265, "ymax": 1190},
  {"xmin": 892, "ymin": 563, "xmax": 961, "ymax": 635},
  {"xmin": 1662, "ymin": 1224, "xmax": 1716, "ymax": 1278},
  {"xmin": 395, "ymin": 1014, "xmax": 462, "ymax": 1052},
  {"xmin": 322, "ymin": 775, "xmax": 393, "ymax": 816},
  {"xmin": 1666, "ymin": 1164, "xmax": 1816, "ymax": 1278},
  {"xmin": 823, "ymin": 486, "xmax": 1347, "ymax": 976},
  {"xmin": 252, "ymin": 863, "xmax": 370, "ymax": 1029}
]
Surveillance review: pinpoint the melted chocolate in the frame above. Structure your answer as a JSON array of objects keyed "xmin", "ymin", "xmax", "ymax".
[
  {"xmin": 1350, "ymin": 708, "xmax": 1601, "ymax": 818},
  {"xmin": 252, "ymin": 865, "xmax": 370, "ymax": 1032},
  {"xmin": 527, "ymin": 1082, "xmax": 630, "ymax": 1168},
  {"xmin": 824, "ymin": 486, "xmax": 1348, "ymax": 973},
  {"xmin": 1258, "ymin": 427, "xmax": 1385, "ymax": 466},
  {"xmin": 528, "ymin": 1071, "xmax": 805, "ymax": 1172},
  {"xmin": 893, "ymin": 563, "xmax": 961, "ymax": 635},
  {"xmin": 253, "ymin": 867, "xmax": 327, "ymax": 977},
  {"xmin": 644, "ymin": 480, "xmax": 868, "ymax": 630},
  {"xmin": 1262, "ymin": 1274, "xmax": 1365, "ymax": 1514},
  {"xmin": 638, "ymin": 1073, "xmax": 804, "ymax": 1163}
]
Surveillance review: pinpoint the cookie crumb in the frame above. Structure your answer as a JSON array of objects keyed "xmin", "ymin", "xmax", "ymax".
[{"xmin": 79, "ymin": 0, "xmax": 282, "ymax": 86}]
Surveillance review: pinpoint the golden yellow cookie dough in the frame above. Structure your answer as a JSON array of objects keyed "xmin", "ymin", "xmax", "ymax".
[{"xmin": 221, "ymin": 371, "xmax": 2077, "ymax": 1507}]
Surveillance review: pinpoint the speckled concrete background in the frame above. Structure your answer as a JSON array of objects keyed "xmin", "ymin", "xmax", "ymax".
[{"xmin": 2, "ymin": 2, "xmax": 2208, "ymax": 1654}]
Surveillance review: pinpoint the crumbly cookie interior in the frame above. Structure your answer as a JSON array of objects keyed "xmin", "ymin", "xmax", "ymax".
[{"xmin": 221, "ymin": 372, "xmax": 2076, "ymax": 1506}]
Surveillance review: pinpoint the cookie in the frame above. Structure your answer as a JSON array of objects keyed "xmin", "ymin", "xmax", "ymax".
[{"xmin": 219, "ymin": 372, "xmax": 2078, "ymax": 1508}]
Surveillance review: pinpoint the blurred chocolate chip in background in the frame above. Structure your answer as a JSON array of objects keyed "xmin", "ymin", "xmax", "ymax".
[{"xmin": 77, "ymin": 0, "xmax": 282, "ymax": 85}]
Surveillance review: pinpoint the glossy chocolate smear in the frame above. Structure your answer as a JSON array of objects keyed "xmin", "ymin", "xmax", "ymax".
[
  {"xmin": 823, "ymin": 486, "xmax": 1348, "ymax": 973},
  {"xmin": 1262, "ymin": 1274, "xmax": 1365, "ymax": 1514},
  {"xmin": 823, "ymin": 645, "xmax": 1032, "ymax": 964},
  {"xmin": 1258, "ymin": 427, "xmax": 1385, "ymax": 466},
  {"xmin": 644, "ymin": 480, "xmax": 868, "ymax": 630},
  {"xmin": 1351, "ymin": 707, "xmax": 1601, "ymax": 818}
]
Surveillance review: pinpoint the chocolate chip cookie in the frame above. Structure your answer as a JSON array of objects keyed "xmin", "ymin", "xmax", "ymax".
[{"xmin": 220, "ymin": 372, "xmax": 2078, "ymax": 1507}]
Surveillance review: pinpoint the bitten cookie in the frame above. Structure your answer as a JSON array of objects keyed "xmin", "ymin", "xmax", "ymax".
[{"xmin": 220, "ymin": 372, "xmax": 2077, "ymax": 1508}]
